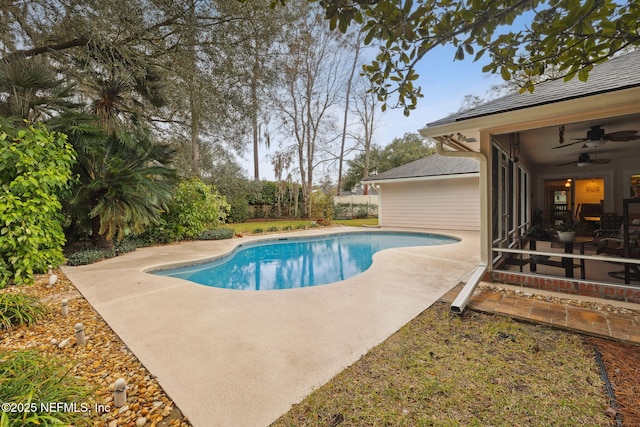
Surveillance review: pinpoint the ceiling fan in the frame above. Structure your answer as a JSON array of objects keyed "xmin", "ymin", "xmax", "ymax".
[
  {"xmin": 556, "ymin": 153, "xmax": 612, "ymax": 167},
  {"xmin": 552, "ymin": 125, "xmax": 639, "ymax": 149}
]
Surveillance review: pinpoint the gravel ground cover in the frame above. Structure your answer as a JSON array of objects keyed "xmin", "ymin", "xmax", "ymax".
[{"xmin": 0, "ymin": 271, "xmax": 191, "ymax": 427}]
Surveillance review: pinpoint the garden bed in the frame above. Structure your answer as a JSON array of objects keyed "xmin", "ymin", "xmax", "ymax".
[{"xmin": 0, "ymin": 272, "xmax": 191, "ymax": 427}]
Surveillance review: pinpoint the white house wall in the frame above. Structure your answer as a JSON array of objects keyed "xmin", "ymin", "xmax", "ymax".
[{"xmin": 379, "ymin": 177, "xmax": 480, "ymax": 230}]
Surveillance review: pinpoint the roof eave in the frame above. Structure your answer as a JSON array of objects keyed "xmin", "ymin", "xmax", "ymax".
[
  {"xmin": 363, "ymin": 172, "xmax": 480, "ymax": 184},
  {"xmin": 420, "ymin": 86, "xmax": 640, "ymax": 138}
]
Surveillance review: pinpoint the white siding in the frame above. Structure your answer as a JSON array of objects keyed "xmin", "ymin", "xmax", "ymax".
[{"xmin": 379, "ymin": 176, "xmax": 480, "ymax": 230}]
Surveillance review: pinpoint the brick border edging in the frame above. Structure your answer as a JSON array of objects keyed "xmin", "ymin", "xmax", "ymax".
[{"xmin": 490, "ymin": 271, "xmax": 640, "ymax": 304}]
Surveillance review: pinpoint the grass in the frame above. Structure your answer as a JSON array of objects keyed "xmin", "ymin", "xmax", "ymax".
[
  {"xmin": 0, "ymin": 350, "xmax": 93, "ymax": 426},
  {"xmin": 0, "ymin": 293, "xmax": 48, "ymax": 329},
  {"xmin": 270, "ymin": 302, "xmax": 609, "ymax": 427},
  {"xmin": 226, "ymin": 218, "xmax": 378, "ymax": 235}
]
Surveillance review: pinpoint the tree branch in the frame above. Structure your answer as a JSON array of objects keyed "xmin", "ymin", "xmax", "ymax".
[{"xmin": 3, "ymin": 37, "xmax": 89, "ymax": 61}]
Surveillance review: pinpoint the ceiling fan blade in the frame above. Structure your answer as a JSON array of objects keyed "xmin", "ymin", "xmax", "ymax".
[
  {"xmin": 552, "ymin": 139, "xmax": 585, "ymax": 149},
  {"xmin": 604, "ymin": 130, "xmax": 639, "ymax": 141},
  {"xmin": 590, "ymin": 158, "xmax": 611, "ymax": 164},
  {"xmin": 556, "ymin": 160, "xmax": 577, "ymax": 166}
]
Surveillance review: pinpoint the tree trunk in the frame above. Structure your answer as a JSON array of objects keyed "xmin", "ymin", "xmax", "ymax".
[
  {"xmin": 90, "ymin": 215, "xmax": 112, "ymax": 249},
  {"xmin": 337, "ymin": 35, "xmax": 361, "ymax": 196},
  {"xmin": 252, "ymin": 55, "xmax": 260, "ymax": 181}
]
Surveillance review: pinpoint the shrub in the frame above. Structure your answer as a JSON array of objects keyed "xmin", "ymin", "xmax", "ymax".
[
  {"xmin": 66, "ymin": 248, "xmax": 114, "ymax": 266},
  {"xmin": 65, "ymin": 238, "xmax": 138, "ymax": 266},
  {"xmin": 267, "ymin": 226, "xmax": 279, "ymax": 232},
  {"xmin": 309, "ymin": 191, "xmax": 334, "ymax": 224},
  {"xmin": 0, "ymin": 293, "xmax": 48, "ymax": 329},
  {"xmin": 0, "ymin": 350, "xmax": 92, "ymax": 426},
  {"xmin": 226, "ymin": 197, "xmax": 249, "ymax": 223},
  {"xmin": 283, "ymin": 225, "xmax": 293, "ymax": 231},
  {"xmin": 115, "ymin": 238, "xmax": 137, "ymax": 255},
  {"xmin": 165, "ymin": 178, "xmax": 230, "ymax": 239},
  {"xmin": 253, "ymin": 228, "xmax": 264, "ymax": 234},
  {"xmin": 198, "ymin": 228, "xmax": 234, "ymax": 240},
  {"xmin": 295, "ymin": 224, "xmax": 307, "ymax": 230},
  {"xmin": 132, "ymin": 219, "xmax": 179, "ymax": 246},
  {"xmin": 334, "ymin": 203, "xmax": 377, "ymax": 220},
  {"xmin": 0, "ymin": 124, "xmax": 76, "ymax": 287}
]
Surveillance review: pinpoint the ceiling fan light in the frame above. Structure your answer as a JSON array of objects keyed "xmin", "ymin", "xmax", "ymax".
[
  {"xmin": 585, "ymin": 139, "xmax": 606, "ymax": 148},
  {"xmin": 576, "ymin": 161, "xmax": 589, "ymax": 167}
]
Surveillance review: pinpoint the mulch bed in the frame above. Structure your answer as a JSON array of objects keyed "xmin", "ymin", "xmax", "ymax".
[{"xmin": 587, "ymin": 337, "xmax": 640, "ymax": 426}]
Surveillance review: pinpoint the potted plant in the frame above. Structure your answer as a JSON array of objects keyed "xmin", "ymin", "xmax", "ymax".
[{"xmin": 556, "ymin": 219, "xmax": 578, "ymax": 242}]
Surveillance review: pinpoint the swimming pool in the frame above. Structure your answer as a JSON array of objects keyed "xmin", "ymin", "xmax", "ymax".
[{"xmin": 153, "ymin": 231, "xmax": 458, "ymax": 290}]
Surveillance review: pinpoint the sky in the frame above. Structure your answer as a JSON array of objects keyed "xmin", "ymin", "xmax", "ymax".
[{"xmin": 246, "ymin": 43, "xmax": 502, "ymax": 182}]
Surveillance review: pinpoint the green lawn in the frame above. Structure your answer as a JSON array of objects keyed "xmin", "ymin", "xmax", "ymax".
[
  {"xmin": 270, "ymin": 302, "xmax": 609, "ymax": 426},
  {"xmin": 224, "ymin": 218, "xmax": 378, "ymax": 235}
]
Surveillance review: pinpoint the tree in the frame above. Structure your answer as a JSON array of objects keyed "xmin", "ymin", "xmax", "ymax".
[
  {"xmin": 379, "ymin": 132, "xmax": 435, "ymax": 170},
  {"xmin": 350, "ymin": 78, "xmax": 379, "ymax": 194},
  {"xmin": 337, "ymin": 31, "xmax": 363, "ymax": 195},
  {"xmin": 0, "ymin": 1, "xmax": 259, "ymax": 179},
  {"xmin": 270, "ymin": 3, "xmax": 349, "ymax": 216},
  {"xmin": 341, "ymin": 132, "xmax": 434, "ymax": 192},
  {"xmin": 309, "ymin": 0, "xmax": 640, "ymax": 114},
  {"xmin": 341, "ymin": 145, "xmax": 382, "ymax": 193},
  {"xmin": 216, "ymin": 0, "xmax": 291, "ymax": 181}
]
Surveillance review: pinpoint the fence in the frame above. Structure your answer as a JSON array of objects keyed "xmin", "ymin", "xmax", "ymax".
[
  {"xmin": 333, "ymin": 195, "xmax": 379, "ymax": 219},
  {"xmin": 334, "ymin": 195, "xmax": 379, "ymax": 205}
]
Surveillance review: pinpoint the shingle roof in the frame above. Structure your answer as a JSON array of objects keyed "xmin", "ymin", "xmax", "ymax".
[
  {"xmin": 363, "ymin": 153, "xmax": 479, "ymax": 182},
  {"xmin": 426, "ymin": 50, "xmax": 640, "ymax": 127}
]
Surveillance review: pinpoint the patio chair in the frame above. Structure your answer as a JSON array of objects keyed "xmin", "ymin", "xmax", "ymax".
[
  {"xmin": 575, "ymin": 203, "xmax": 604, "ymax": 235},
  {"xmin": 594, "ymin": 213, "xmax": 624, "ymax": 238},
  {"xmin": 595, "ymin": 220, "xmax": 640, "ymax": 282}
]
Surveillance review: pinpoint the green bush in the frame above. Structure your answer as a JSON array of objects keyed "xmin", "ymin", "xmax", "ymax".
[
  {"xmin": 115, "ymin": 238, "xmax": 138, "ymax": 255},
  {"xmin": 66, "ymin": 248, "xmax": 114, "ymax": 266},
  {"xmin": 267, "ymin": 226, "xmax": 279, "ymax": 232},
  {"xmin": 226, "ymin": 196, "xmax": 249, "ymax": 223},
  {"xmin": 253, "ymin": 228, "xmax": 264, "ymax": 234},
  {"xmin": 0, "ymin": 350, "xmax": 92, "ymax": 426},
  {"xmin": 283, "ymin": 225, "xmax": 293, "ymax": 231},
  {"xmin": 0, "ymin": 293, "xmax": 48, "ymax": 329},
  {"xmin": 334, "ymin": 203, "xmax": 377, "ymax": 220},
  {"xmin": 132, "ymin": 219, "xmax": 179, "ymax": 246},
  {"xmin": 310, "ymin": 191, "xmax": 334, "ymax": 223},
  {"xmin": 198, "ymin": 228, "xmax": 235, "ymax": 240},
  {"xmin": 295, "ymin": 224, "xmax": 307, "ymax": 230},
  {"xmin": 0, "ymin": 124, "xmax": 76, "ymax": 287},
  {"xmin": 165, "ymin": 178, "xmax": 230, "ymax": 239}
]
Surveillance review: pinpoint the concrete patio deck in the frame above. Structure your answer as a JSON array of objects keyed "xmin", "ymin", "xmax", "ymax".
[{"xmin": 62, "ymin": 227, "xmax": 480, "ymax": 427}]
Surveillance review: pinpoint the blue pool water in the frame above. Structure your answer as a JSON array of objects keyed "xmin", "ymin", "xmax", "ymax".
[{"xmin": 153, "ymin": 232, "xmax": 457, "ymax": 290}]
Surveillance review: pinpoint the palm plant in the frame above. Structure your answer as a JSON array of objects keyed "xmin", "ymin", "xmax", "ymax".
[
  {"xmin": 67, "ymin": 126, "xmax": 177, "ymax": 248},
  {"xmin": 60, "ymin": 65, "xmax": 174, "ymax": 248},
  {"xmin": 0, "ymin": 56, "xmax": 78, "ymax": 122},
  {"xmin": 82, "ymin": 66, "xmax": 165, "ymax": 132}
]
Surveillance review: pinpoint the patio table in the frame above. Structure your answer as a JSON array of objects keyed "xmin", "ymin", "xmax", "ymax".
[{"xmin": 520, "ymin": 236, "xmax": 592, "ymax": 279}]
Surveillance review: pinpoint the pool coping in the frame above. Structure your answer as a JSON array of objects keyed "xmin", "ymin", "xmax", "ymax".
[{"xmin": 62, "ymin": 226, "xmax": 480, "ymax": 427}]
